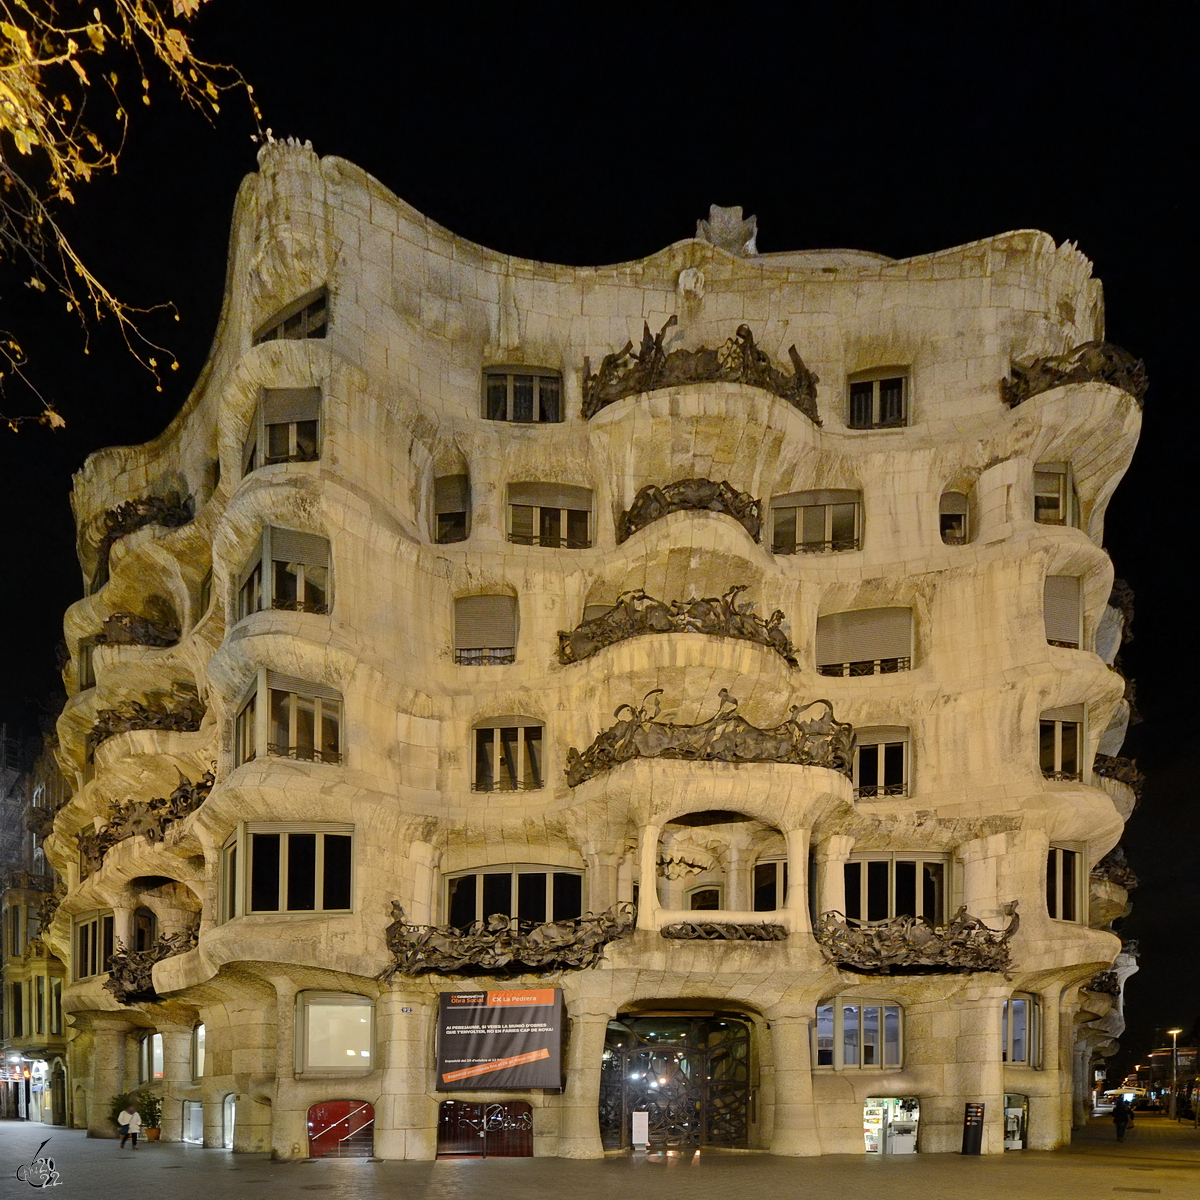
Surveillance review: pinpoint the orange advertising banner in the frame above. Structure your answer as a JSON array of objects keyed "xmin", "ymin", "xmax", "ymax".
[{"xmin": 441, "ymin": 1048, "xmax": 551, "ymax": 1083}]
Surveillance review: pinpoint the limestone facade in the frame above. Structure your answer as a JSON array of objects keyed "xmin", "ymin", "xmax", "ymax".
[{"xmin": 43, "ymin": 142, "xmax": 1143, "ymax": 1157}]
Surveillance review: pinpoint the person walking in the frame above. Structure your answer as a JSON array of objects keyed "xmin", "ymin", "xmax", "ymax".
[
  {"xmin": 1112, "ymin": 1098, "xmax": 1133, "ymax": 1143},
  {"xmin": 118, "ymin": 1101, "xmax": 142, "ymax": 1149}
]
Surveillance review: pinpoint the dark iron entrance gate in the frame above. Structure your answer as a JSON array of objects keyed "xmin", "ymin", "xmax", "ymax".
[
  {"xmin": 599, "ymin": 1013, "xmax": 752, "ymax": 1149},
  {"xmin": 436, "ymin": 1100, "xmax": 533, "ymax": 1157}
]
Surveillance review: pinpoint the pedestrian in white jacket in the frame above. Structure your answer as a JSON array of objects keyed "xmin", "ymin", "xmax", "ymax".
[{"xmin": 118, "ymin": 1103, "xmax": 142, "ymax": 1149}]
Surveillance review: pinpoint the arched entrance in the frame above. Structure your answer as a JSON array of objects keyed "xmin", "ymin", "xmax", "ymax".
[
  {"xmin": 436, "ymin": 1101, "xmax": 532, "ymax": 1157},
  {"xmin": 222, "ymin": 1094, "xmax": 236, "ymax": 1149},
  {"xmin": 600, "ymin": 1011, "xmax": 753, "ymax": 1149},
  {"xmin": 307, "ymin": 1101, "xmax": 375, "ymax": 1157}
]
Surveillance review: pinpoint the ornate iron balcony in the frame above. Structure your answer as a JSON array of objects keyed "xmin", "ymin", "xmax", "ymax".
[
  {"xmin": 660, "ymin": 921, "xmax": 787, "ymax": 941},
  {"xmin": 103, "ymin": 926, "xmax": 200, "ymax": 1004},
  {"xmin": 774, "ymin": 537, "xmax": 862, "ymax": 555},
  {"xmin": 854, "ymin": 783, "xmax": 906, "ymax": 799},
  {"xmin": 454, "ymin": 648, "xmax": 516, "ymax": 666},
  {"xmin": 818, "ymin": 657, "xmax": 911, "ymax": 677},
  {"xmin": 1001, "ymin": 340, "xmax": 1148, "ymax": 408},
  {"xmin": 267, "ymin": 743, "xmax": 341, "ymax": 765}
]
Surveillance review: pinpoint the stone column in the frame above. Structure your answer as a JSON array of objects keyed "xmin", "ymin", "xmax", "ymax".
[
  {"xmin": 87, "ymin": 1017, "xmax": 132, "ymax": 1138},
  {"xmin": 636, "ymin": 824, "xmax": 661, "ymax": 930},
  {"xmin": 558, "ymin": 1001, "xmax": 610, "ymax": 1159},
  {"xmin": 958, "ymin": 834, "xmax": 1008, "ymax": 922},
  {"xmin": 812, "ymin": 834, "xmax": 855, "ymax": 917},
  {"xmin": 725, "ymin": 842, "xmax": 751, "ymax": 911},
  {"xmin": 767, "ymin": 1010, "xmax": 820, "ymax": 1155},
  {"xmin": 158, "ymin": 1024, "xmax": 194, "ymax": 1141},
  {"xmin": 111, "ymin": 906, "xmax": 135, "ymax": 952},
  {"xmin": 374, "ymin": 992, "xmax": 437, "ymax": 1160},
  {"xmin": 582, "ymin": 844, "xmax": 620, "ymax": 913},
  {"xmin": 1025, "ymin": 987, "xmax": 1066, "ymax": 1149},
  {"xmin": 783, "ymin": 827, "xmax": 811, "ymax": 933},
  {"xmin": 269, "ymin": 977, "xmax": 305, "ymax": 1159},
  {"xmin": 936, "ymin": 987, "xmax": 1007, "ymax": 1153}
]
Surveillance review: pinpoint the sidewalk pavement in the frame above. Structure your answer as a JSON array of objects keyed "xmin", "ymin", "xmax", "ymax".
[{"xmin": 3, "ymin": 1113, "xmax": 1199, "ymax": 1200}]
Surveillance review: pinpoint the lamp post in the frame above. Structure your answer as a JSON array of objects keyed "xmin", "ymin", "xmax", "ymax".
[{"xmin": 1167, "ymin": 1029, "xmax": 1182, "ymax": 1120}]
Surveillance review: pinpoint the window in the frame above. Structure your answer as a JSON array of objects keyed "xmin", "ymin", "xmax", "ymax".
[
  {"xmin": 688, "ymin": 885, "xmax": 722, "ymax": 911},
  {"xmin": 222, "ymin": 823, "xmax": 353, "ymax": 917},
  {"xmin": 854, "ymin": 727, "xmax": 909, "ymax": 798},
  {"xmin": 77, "ymin": 639, "xmax": 96, "ymax": 690},
  {"xmin": 242, "ymin": 387, "xmax": 322, "ymax": 474},
  {"xmin": 34, "ymin": 975, "xmax": 45, "ymax": 1034},
  {"xmin": 1044, "ymin": 576, "xmax": 1082, "ymax": 649},
  {"xmin": 237, "ymin": 528, "xmax": 331, "ymax": 620},
  {"xmin": 1002, "ymin": 993, "xmax": 1041, "ymax": 1065},
  {"xmin": 1040, "ymin": 705, "xmax": 1083, "ymax": 781},
  {"xmin": 771, "ymin": 489, "xmax": 861, "ymax": 554},
  {"xmin": 1046, "ymin": 846, "xmax": 1082, "ymax": 922},
  {"xmin": 848, "ymin": 370, "xmax": 908, "ymax": 429},
  {"xmin": 8, "ymin": 904, "xmax": 22, "ymax": 956},
  {"xmin": 198, "ymin": 568, "xmax": 213, "ymax": 619},
  {"xmin": 234, "ymin": 671, "xmax": 343, "ymax": 767},
  {"xmin": 939, "ymin": 492, "xmax": 970, "ymax": 545},
  {"xmin": 507, "ymin": 482, "xmax": 592, "ymax": 548},
  {"xmin": 814, "ymin": 998, "xmax": 903, "ymax": 1068},
  {"xmin": 844, "ymin": 853, "xmax": 946, "ymax": 924},
  {"xmin": 74, "ymin": 911, "xmax": 115, "ymax": 979},
  {"xmin": 484, "ymin": 367, "xmax": 562, "ymax": 423},
  {"xmin": 816, "ymin": 608, "xmax": 913, "ymax": 676},
  {"xmin": 297, "ymin": 992, "xmax": 374, "ymax": 1074},
  {"xmin": 454, "ymin": 595, "xmax": 517, "ymax": 665},
  {"xmin": 253, "ymin": 288, "xmax": 328, "ymax": 345},
  {"xmin": 445, "ymin": 865, "xmax": 584, "ymax": 929},
  {"xmin": 473, "ymin": 719, "xmax": 543, "ymax": 791},
  {"xmin": 1033, "ymin": 462, "xmax": 1079, "ymax": 527},
  {"xmin": 434, "ymin": 474, "xmax": 470, "ymax": 544},
  {"xmin": 193, "ymin": 1024, "xmax": 206, "ymax": 1079},
  {"xmin": 139, "ymin": 1032, "xmax": 164, "ymax": 1081},
  {"xmin": 753, "ymin": 860, "xmax": 788, "ymax": 911},
  {"xmin": 50, "ymin": 979, "xmax": 62, "ymax": 1035},
  {"xmin": 133, "ymin": 907, "xmax": 157, "ymax": 952},
  {"xmin": 10, "ymin": 982, "xmax": 22, "ymax": 1037}
]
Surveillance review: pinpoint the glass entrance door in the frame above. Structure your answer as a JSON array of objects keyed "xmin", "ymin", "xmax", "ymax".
[{"xmin": 436, "ymin": 1101, "xmax": 533, "ymax": 1157}]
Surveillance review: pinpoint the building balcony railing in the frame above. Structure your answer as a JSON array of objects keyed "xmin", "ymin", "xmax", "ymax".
[
  {"xmin": 454, "ymin": 647, "xmax": 516, "ymax": 666},
  {"xmin": 102, "ymin": 926, "xmax": 199, "ymax": 1004},
  {"xmin": 853, "ymin": 783, "xmax": 906, "ymax": 799},
  {"xmin": 272, "ymin": 598, "xmax": 330, "ymax": 615},
  {"xmin": 263, "ymin": 448, "xmax": 319, "ymax": 467},
  {"xmin": 818, "ymin": 657, "xmax": 911, "ymax": 678},
  {"xmin": 1042, "ymin": 768, "xmax": 1082, "ymax": 782},
  {"xmin": 773, "ymin": 537, "xmax": 862, "ymax": 555},
  {"xmin": 266, "ymin": 743, "xmax": 341, "ymax": 765},
  {"xmin": 506, "ymin": 533, "xmax": 592, "ymax": 549},
  {"xmin": 1047, "ymin": 638, "xmax": 1080, "ymax": 650},
  {"xmin": 659, "ymin": 915, "xmax": 790, "ymax": 941},
  {"xmin": 470, "ymin": 776, "xmax": 543, "ymax": 793}
]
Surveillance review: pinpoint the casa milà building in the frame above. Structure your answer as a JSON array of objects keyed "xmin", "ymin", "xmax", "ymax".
[{"xmin": 43, "ymin": 139, "xmax": 1145, "ymax": 1159}]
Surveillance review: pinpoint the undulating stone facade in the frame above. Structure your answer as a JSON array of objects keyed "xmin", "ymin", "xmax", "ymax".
[{"xmin": 43, "ymin": 141, "xmax": 1143, "ymax": 1158}]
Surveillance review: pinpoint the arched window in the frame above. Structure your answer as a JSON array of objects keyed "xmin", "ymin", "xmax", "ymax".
[
  {"xmin": 253, "ymin": 288, "xmax": 328, "ymax": 345},
  {"xmin": 771, "ymin": 489, "xmax": 861, "ymax": 554},
  {"xmin": 854, "ymin": 727, "xmax": 910, "ymax": 798},
  {"xmin": 473, "ymin": 717, "xmax": 543, "ymax": 791},
  {"xmin": 816, "ymin": 608, "xmax": 913, "ymax": 676},
  {"xmin": 814, "ymin": 998, "xmax": 904, "ymax": 1068},
  {"xmin": 939, "ymin": 491, "xmax": 970, "ymax": 545},
  {"xmin": 1002, "ymin": 993, "xmax": 1040, "ymax": 1065},
  {"xmin": 844, "ymin": 852, "xmax": 946, "ymax": 924},
  {"xmin": 687, "ymin": 885, "xmax": 722, "ymax": 911},
  {"xmin": 444, "ymin": 865, "xmax": 583, "ymax": 928}
]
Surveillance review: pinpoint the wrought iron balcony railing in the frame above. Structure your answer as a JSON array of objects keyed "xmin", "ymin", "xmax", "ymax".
[
  {"xmin": 267, "ymin": 743, "xmax": 342, "ymax": 765},
  {"xmin": 454, "ymin": 647, "xmax": 516, "ymax": 666},
  {"xmin": 818, "ymin": 657, "xmax": 911, "ymax": 677}
]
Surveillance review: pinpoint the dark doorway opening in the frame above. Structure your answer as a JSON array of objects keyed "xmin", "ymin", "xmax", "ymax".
[
  {"xmin": 600, "ymin": 1012, "xmax": 752, "ymax": 1149},
  {"xmin": 436, "ymin": 1100, "xmax": 533, "ymax": 1157}
]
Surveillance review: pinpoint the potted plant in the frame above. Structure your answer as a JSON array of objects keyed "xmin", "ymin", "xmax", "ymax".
[{"xmin": 136, "ymin": 1092, "xmax": 163, "ymax": 1141}]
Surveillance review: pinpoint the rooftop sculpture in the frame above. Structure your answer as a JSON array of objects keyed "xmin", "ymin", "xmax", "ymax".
[
  {"xmin": 617, "ymin": 478, "xmax": 762, "ymax": 544},
  {"xmin": 583, "ymin": 317, "xmax": 820, "ymax": 423},
  {"xmin": 814, "ymin": 903, "xmax": 1019, "ymax": 975},
  {"xmin": 557, "ymin": 585, "xmax": 797, "ymax": 666},
  {"xmin": 1001, "ymin": 341, "xmax": 1148, "ymax": 408},
  {"xmin": 566, "ymin": 689, "xmax": 854, "ymax": 788},
  {"xmin": 379, "ymin": 901, "xmax": 636, "ymax": 978}
]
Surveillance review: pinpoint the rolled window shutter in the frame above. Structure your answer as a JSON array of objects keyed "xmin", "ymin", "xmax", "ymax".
[
  {"xmin": 237, "ymin": 536, "xmax": 264, "ymax": 589},
  {"xmin": 435, "ymin": 474, "xmax": 470, "ymax": 513},
  {"xmin": 269, "ymin": 527, "xmax": 330, "ymax": 568},
  {"xmin": 855, "ymin": 726, "xmax": 909, "ymax": 746},
  {"xmin": 508, "ymin": 482, "xmax": 592, "ymax": 511},
  {"xmin": 1042, "ymin": 703, "xmax": 1084, "ymax": 723},
  {"xmin": 939, "ymin": 492, "xmax": 969, "ymax": 515},
  {"xmin": 265, "ymin": 670, "xmax": 342, "ymax": 703},
  {"xmin": 262, "ymin": 387, "xmax": 321, "ymax": 424},
  {"xmin": 455, "ymin": 595, "xmax": 517, "ymax": 650},
  {"xmin": 817, "ymin": 607, "xmax": 912, "ymax": 665},
  {"xmin": 772, "ymin": 488, "xmax": 860, "ymax": 509},
  {"xmin": 1044, "ymin": 576, "xmax": 1081, "ymax": 644}
]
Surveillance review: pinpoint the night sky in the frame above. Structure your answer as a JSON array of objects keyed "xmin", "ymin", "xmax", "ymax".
[{"xmin": 0, "ymin": 5, "xmax": 1193, "ymax": 1076}]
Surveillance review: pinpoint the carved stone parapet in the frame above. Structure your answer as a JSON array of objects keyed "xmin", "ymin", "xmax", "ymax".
[
  {"xmin": 76, "ymin": 769, "xmax": 214, "ymax": 878},
  {"xmin": 102, "ymin": 926, "xmax": 200, "ymax": 1004},
  {"xmin": 583, "ymin": 318, "xmax": 819, "ymax": 422},
  {"xmin": 1001, "ymin": 341, "xmax": 1147, "ymax": 408},
  {"xmin": 814, "ymin": 903, "xmax": 1019, "ymax": 975},
  {"xmin": 566, "ymin": 689, "xmax": 854, "ymax": 788},
  {"xmin": 96, "ymin": 612, "xmax": 180, "ymax": 649},
  {"xmin": 1091, "ymin": 846, "xmax": 1139, "ymax": 890},
  {"xmin": 557, "ymin": 585, "xmax": 797, "ymax": 666},
  {"xmin": 1093, "ymin": 755, "xmax": 1145, "ymax": 798},
  {"xmin": 378, "ymin": 901, "xmax": 636, "ymax": 978},
  {"xmin": 660, "ymin": 922, "xmax": 787, "ymax": 941},
  {"xmin": 90, "ymin": 491, "xmax": 193, "ymax": 592},
  {"xmin": 617, "ymin": 478, "xmax": 762, "ymax": 544},
  {"xmin": 86, "ymin": 693, "xmax": 205, "ymax": 758},
  {"xmin": 1082, "ymin": 969, "xmax": 1122, "ymax": 996}
]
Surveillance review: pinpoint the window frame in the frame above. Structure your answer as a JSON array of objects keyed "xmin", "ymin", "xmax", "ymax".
[
  {"xmin": 770, "ymin": 490, "xmax": 863, "ymax": 555},
  {"xmin": 813, "ymin": 998, "xmax": 905, "ymax": 1070},
  {"xmin": 752, "ymin": 857, "xmax": 789, "ymax": 912},
  {"xmin": 220, "ymin": 821, "xmax": 355, "ymax": 919},
  {"xmin": 443, "ymin": 863, "xmax": 585, "ymax": 928},
  {"xmin": 77, "ymin": 638, "xmax": 97, "ymax": 691},
  {"xmin": 453, "ymin": 594, "xmax": 518, "ymax": 666},
  {"xmin": 192, "ymin": 1023, "xmax": 206, "ymax": 1080},
  {"xmin": 1040, "ymin": 707, "xmax": 1084, "ymax": 781},
  {"xmin": 853, "ymin": 728, "xmax": 910, "ymax": 799},
  {"xmin": 847, "ymin": 368, "xmax": 910, "ymax": 430},
  {"xmin": 242, "ymin": 387, "xmax": 323, "ymax": 475},
  {"xmin": 252, "ymin": 287, "xmax": 328, "ymax": 345},
  {"xmin": 843, "ymin": 852, "xmax": 948, "ymax": 925},
  {"xmin": 816, "ymin": 607, "xmax": 914, "ymax": 677},
  {"xmin": 482, "ymin": 366, "xmax": 563, "ymax": 423},
  {"xmin": 233, "ymin": 669, "xmax": 344, "ymax": 768},
  {"xmin": 1033, "ymin": 462, "xmax": 1079, "ymax": 528},
  {"xmin": 72, "ymin": 910, "xmax": 115, "ymax": 980},
  {"xmin": 235, "ymin": 528, "xmax": 333, "ymax": 622},
  {"xmin": 1002, "ymin": 992, "xmax": 1041, "ymax": 1066},
  {"xmin": 472, "ymin": 718, "xmax": 545, "ymax": 792},
  {"xmin": 939, "ymin": 491, "xmax": 971, "ymax": 545},
  {"xmin": 1046, "ymin": 844, "xmax": 1084, "ymax": 923},
  {"xmin": 433, "ymin": 473, "xmax": 471, "ymax": 544},
  {"xmin": 295, "ymin": 990, "xmax": 376, "ymax": 1075},
  {"xmin": 686, "ymin": 884, "xmax": 724, "ymax": 911}
]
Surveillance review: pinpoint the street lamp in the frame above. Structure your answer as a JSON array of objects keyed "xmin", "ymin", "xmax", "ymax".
[{"xmin": 1167, "ymin": 1029, "xmax": 1183, "ymax": 1120}]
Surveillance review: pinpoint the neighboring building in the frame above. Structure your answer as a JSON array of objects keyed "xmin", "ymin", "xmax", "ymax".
[
  {"xmin": 42, "ymin": 141, "xmax": 1146, "ymax": 1157},
  {"xmin": 1, "ymin": 732, "xmax": 69, "ymax": 1121}
]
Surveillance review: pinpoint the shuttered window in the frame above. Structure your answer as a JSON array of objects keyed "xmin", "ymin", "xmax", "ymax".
[
  {"xmin": 1044, "ymin": 576, "xmax": 1082, "ymax": 648},
  {"xmin": 1033, "ymin": 462, "xmax": 1078, "ymax": 527},
  {"xmin": 237, "ymin": 527, "xmax": 332, "ymax": 620},
  {"xmin": 854, "ymin": 727, "xmax": 909, "ymax": 798},
  {"xmin": 484, "ymin": 368, "xmax": 562, "ymax": 422},
  {"xmin": 454, "ymin": 595, "xmax": 518, "ymax": 665},
  {"xmin": 434, "ymin": 474, "xmax": 470, "ymax": 543},
  {"xmin": 242, "ymin": 387, "xmax": 321, "ymax": 474},
  {"xmin": 939, "ymin": 491, "xmax": 970, "ymax": 545},
  {"xmin": 816, "ymin": 608, "xmax": 913, "ymax": 676},
  {"xmin": 252, "ymin": 288, "xmax": 328, "ymax": 345},
  {"xmin": 771, "ymin": 489, "xmax": 861, "ymax": 554},
  {"xmin": 508, "ymin": 482, "xmax": 592, "ymax": 548},
  {"xmin": 1040, "ymin": 704, "xmax": 1083, "ymax": 780}
]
